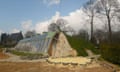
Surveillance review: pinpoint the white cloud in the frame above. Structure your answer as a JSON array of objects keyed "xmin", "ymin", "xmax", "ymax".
[
  {"xmin": 11, "ymin": 28, "xmax": 20, "ymax": 33},
  {"xmin": 21, "ymin": 7, "xmax": 115, "ymax": 34},
  {"xmin": 43, "ymin": 0, "xmax": 60, "ymax": 5},
  {"xmin": 35, "ymin": 21, "xmax": 50, "ymax": 34},
  {"xmin": 34, "ymin": 12, "xmax": 60, "ymax": 34},
  {"xmin": 33, "ymin": 8, "xmax": 107, "ymax": 34},
  {"xmin": 21, "ymin": 20, "xmax": 33, "ymax": 31},
  {"xmin": 20, "ymin": 8, "xmax": 105, "ymax": 34},
  {"xmin": 62, "ymin": 8, "xmax": 88, "ymax": 31},
  {"xmin": 32, "ymin": 9, "xmax": 88, "ymax": 34},
  {"xmin": 118, "ymin": 0, "xmax": 120, "ymax": 3}
]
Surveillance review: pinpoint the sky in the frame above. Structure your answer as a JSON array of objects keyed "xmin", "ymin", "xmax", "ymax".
[{"xmin": 0, "ymin": 0, "xmax": 89, "ymax": 34}]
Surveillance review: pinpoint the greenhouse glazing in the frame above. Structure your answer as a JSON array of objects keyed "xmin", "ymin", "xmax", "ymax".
[{"xmin": 15, "ymin": 32, "xmax": 57, "ymax": 55}]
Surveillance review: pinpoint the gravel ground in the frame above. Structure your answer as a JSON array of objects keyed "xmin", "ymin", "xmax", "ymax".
[{"xmin": 47, "ymin": 57, "xmax": 91, "ymax": 65}]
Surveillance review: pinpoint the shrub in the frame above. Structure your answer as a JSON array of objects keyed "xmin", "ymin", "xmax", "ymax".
[{"xmin": 100, "ymin": 43, "xmax": 120, "ymax": 65}]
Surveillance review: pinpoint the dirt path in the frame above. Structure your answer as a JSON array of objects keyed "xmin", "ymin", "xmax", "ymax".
[
  {"xmin": 86, "ymin": 49, "xmax": 100, "ymax": 61},
  {"xmin": 0, "ymin": 52, "xmax": 9, "ymax": 59},
  {"xmin": 0, "ymin": 62, "xmax": 113, "ymax": 72},
  {"xmin": 0, "ymin": 52, "xmax": 117, "ymax": 72},
  {"xmin": 86, "ymin": 49, "xmax": 94, "ymax": 56}
]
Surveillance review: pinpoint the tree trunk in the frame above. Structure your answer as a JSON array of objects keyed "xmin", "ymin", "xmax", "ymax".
[
  {"xmin": 107, "ymin": 15, "xmax": 112, "ymax": 42},
  {"xmin": 90, "ymin": 15, "xmax": 94, "ymax": 42}
]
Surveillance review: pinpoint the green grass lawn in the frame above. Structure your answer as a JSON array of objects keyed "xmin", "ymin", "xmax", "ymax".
[{"xmin": 10, "ymin": 50, "xmax": 43, "ymax": 56}]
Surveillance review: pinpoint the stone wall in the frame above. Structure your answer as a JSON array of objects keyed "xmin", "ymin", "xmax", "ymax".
[{"xmin": 52, "ymin": 32, "xmax": 77, "ymax": 57}]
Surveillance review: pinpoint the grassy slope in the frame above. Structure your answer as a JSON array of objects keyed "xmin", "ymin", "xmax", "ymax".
[
  {"xmin": 100, "ymin": 43, "xmax": 120, "ymax": 64},
  {"xmin": 66, "ymin": 35, "xmax": 100, "ymax": 56}
]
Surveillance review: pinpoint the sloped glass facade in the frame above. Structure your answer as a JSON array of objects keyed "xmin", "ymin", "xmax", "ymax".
[{"xmin": 15, "ymin": 32, "xmax": 56, "ymax": 54}]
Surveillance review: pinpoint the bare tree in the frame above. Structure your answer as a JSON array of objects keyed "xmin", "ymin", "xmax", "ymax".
[
  {"xmin": 48, "ymin": 19, "xmax": 75, "ymax": 35},
  {"xmin": 48, "ymin": 19, "xmax": 68, "ymax": 32},
  {"xmin": 65, "ymin": 26, "xmax": 76, "ymax": 36},
  {"xmin": 25, "ymin": 30, "xmax": 36, "ymax": 38},
  {"xmin": 56, "ymin": 18, "xmax": 68, "ymax": 30},
  {"xmin": 78, "ymin": 29, "xmax": 89, "ymax": 40},
  {"xmin": 83, "ymin": 0, "xmax": 99, "ymax": 42},
  {"xmin": 99, "ymin": 0, "xmax": 119, "ymax": 42},
  {"xmin": 48, "ymin": 23, "xmax": 59, "ymax": 32}
]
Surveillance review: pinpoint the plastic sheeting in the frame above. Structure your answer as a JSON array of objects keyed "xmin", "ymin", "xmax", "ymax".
[{"xmin": 15, "ymin": 32, "xmax": 56, "ymax": 54}]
